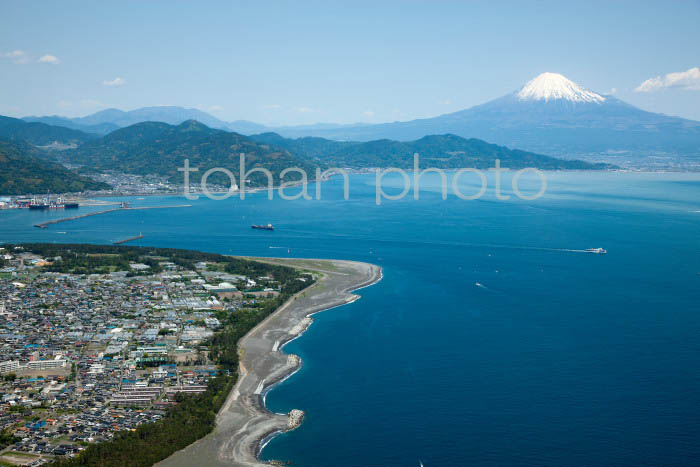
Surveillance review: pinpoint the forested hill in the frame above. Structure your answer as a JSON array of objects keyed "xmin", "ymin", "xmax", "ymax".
[
  {"xmin": 0, "ymin": 139, "xmax": 110, "ymax": 195},
  {"xmin": 65, "ymin": 120, "xmax": 319, "ymax": 186},
  {"xmin": 250, "ymin": 132, "xmax": 613, "ymax": 170},
  {"xmin": 0, "ymin": 115, "xmax": 95, "ymax": 147}
]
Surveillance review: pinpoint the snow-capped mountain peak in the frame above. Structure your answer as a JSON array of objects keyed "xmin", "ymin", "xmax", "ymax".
[{"xmin": 517, "ymin": 72, "xmax": 606, "ymax": 103}]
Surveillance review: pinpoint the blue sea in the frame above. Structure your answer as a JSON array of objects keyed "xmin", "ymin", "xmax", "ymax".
[{"xmin": 2, "ymin": 171, "xmax": 700, "ymax": 466}]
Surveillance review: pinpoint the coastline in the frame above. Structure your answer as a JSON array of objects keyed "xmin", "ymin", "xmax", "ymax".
[{"xmin": 158, "ymin": 257, "xmax": 382, "ymax": 467}]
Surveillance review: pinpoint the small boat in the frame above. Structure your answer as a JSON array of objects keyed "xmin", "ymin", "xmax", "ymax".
[
  {"xmin": 585, "ymin": 248, "xmax": 607, "ymax": 254},
  {"xmin": 252, "ymin": 224, "xmax": 274, "ymax": 231}
]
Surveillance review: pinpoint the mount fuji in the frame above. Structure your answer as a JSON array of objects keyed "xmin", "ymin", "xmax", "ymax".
[
  {"xmin": 516, "ymin": 72, "xmax": 607, "ymax": 103},
  {"xmin": 272, "ymin": 73, "xmax": 700, "ymax": 162}
]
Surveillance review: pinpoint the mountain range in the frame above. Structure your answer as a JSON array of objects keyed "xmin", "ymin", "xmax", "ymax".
[
  {"xmin": 24, "ymin": 107, "xmax": 269, "ymax": 135},
  {"xmin": 4, "ymin": 71, "xmax": 697, "ymax": 196},
  {"xmin": 1, "ymin": 115, "xmax": 607, "ymax": 195},
  {"xmin": 61, "ymin": 121, "xmax": 605, "ymax": 187},
  {"xmin": 20, "ymin": 73, "xmax": 700, "ymax": 163},
  {"xmin": 269, "ymin": 73, "xmax": 700, "ymax": 159},
  {"xmin": 249, "ymin": 132, "xmax": 610, "ymax": 170},
  {"xmin": 22, "ymin": 107, "xmax": 361, "ymax": 136},
  {"xmin": 60, "ymin": 120, "xmax": 318, "ymax": 187},
  {"xmin": 20, "ymin": 115, "xmax": 121, "ymax": 136},
  {"xmin": 1, "ymin": 115, "xmax": 95, "ymax": 147}
]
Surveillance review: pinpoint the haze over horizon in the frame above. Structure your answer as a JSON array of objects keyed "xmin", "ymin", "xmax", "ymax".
[{"xmin": 2, "ymin": 0, "xmax": 700, "ymax": 124}]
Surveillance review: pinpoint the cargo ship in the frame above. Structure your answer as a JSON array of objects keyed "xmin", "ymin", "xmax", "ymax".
[
  {"xmin": 251, "ymin": 224, "xmax": 274, "ymax": 231},
  {"xmin": 28, "ymin": 202, "xmax": 79, "ymax": 210},
  {"xmin": 585, "ymin": 247, "xmax": 607, "ymax": 254},
  {"xmin": 27, "ymin": 196, "xmax": 78, "ymax": 210},
  {"xmin": 29, "ymin": 195, "xmax": 52, "ymax": 210}
]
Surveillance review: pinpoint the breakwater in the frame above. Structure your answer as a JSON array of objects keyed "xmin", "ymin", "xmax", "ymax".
[
  {"xmin": 34, "ymin": 204, "xmax": 191, "ymax": 229},
  {"xmin": 113, "ymin": 233, "xmax": 145, "ymax": 245},
  {"xmin": 34, "ymin": 208, "xmax": 120, "ymax": 229}
]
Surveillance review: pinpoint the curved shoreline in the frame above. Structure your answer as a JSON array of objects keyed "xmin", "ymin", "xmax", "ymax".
[
  {"xmin": 159, "ymin": 257, "xmax": 382, "ymax": 467},
  {"xmin": 253, "ymin": 261, "xmax": 384, "ymax": 460},
  {"xmin": 259, "ymin": 267, "xmax": 384, "ymax": 419}
]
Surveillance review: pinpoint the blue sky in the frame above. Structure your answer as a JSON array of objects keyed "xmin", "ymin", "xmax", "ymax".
[{"xmin": 2, "ymin": 0, "xmax": 699, "ymax": 124}]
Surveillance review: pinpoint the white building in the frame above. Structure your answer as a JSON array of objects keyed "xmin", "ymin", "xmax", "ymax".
[
  {"xmin": 136, "ymin": 346, "xmax": 168, "ymax": 355},
  {"xmin": 0, "ymin": 360, "xmax": 20, "ymax": 374},
  {"xmin": 26, "ymin": 358, "xmax": 68, "ymax": 370},
  {"xmin": 88, "ymin": 363, "xmax": 105, "ymax": 375}
]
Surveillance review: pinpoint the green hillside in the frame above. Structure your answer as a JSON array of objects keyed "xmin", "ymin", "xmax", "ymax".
[
  {"xmin": 0, "ymin": 139, "xmax": 111, "ymax": 195},
  {"xmin": 0, "ymin": 115, "xmax": 94, "ymax": 146},
  {"xmin": 66, "ymin": 120, "xmax": 319, "ymax": 186},
  {"xmin": 251, "ymin": 132, "xmax": 614, "ymax": 170}
]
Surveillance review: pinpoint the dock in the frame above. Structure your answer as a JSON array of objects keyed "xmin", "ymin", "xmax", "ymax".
[
  {"xmin": 113, "ymin": 233, "xmax": 144, "ymax": 245},
  {"xmin": 34, "ymin": 204, "xmax": 192, "ymax": 229}
]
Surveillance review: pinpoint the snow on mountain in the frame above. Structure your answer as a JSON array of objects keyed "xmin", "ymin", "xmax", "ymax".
[
  {"xmin": 265, "ymin": 72, "xmax": 700, "ymax": 162},
  {"xmin": 517, "ymin": 72, "xmax": 606, "ymax": 103}
]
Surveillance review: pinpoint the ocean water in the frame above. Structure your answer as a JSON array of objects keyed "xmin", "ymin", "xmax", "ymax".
[{"xmin": 2, "ymin": 171, "xmax": 700, "ymax": 466}]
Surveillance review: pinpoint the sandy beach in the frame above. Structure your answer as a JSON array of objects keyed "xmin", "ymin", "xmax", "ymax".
[{"xmin": 158, "ymin": 257, "xmax": 382, "ymax": 467}]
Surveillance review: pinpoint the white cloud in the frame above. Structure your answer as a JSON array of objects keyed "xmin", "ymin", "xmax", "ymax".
[
  {"xmin": 38, "ymin": 54, "xmax": 60, "ymax": 64},
  {"xmin": 261, "ymin": 104, "xmax": 281, "ymax": 110},
  {"xmin": 3, "ymin": 50, "xmax": 30, "ymax": 64},
  {"xmin": 438, "ymin": 99, "xmax": 452, "ymax": 105},
  {"xmin": 635, "ymin": 67, "xmax": 700, "ymax": 92},
  {"xmin": 103, "ymin": 77, "xmax": 126, "ymax": 87},
  {"xmin": 296, "ymin": 106, "xmax": 316, "ymax": 113},
  {"xmin": 363, "ymin": 110, "xmax": 375, "ymax": 117},
  {"xmin": 607, "ymin": 88, "xmax": 617, "ymax": 95}
]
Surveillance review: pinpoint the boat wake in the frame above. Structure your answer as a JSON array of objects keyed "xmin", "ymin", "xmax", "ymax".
[
  {"xmin": 271, "ymin": 229, "xmax": 605, "ymax": 256},
  {"xmin": 474, "ymin": 282, "xmax": 495, "ymax": 292}
]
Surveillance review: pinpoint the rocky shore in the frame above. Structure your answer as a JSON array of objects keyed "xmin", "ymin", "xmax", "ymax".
[{"xmin": 158, "ymin": 258, "xmax": 382, "ymax": 467}]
